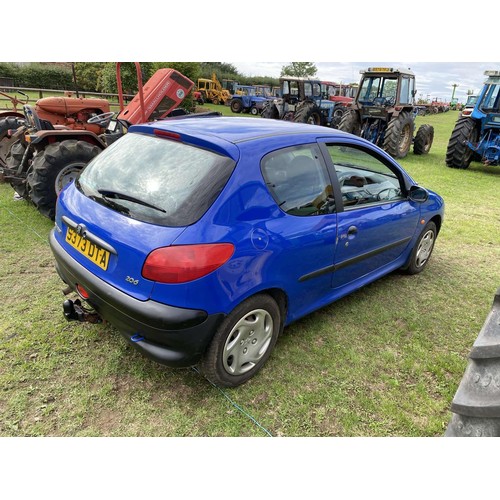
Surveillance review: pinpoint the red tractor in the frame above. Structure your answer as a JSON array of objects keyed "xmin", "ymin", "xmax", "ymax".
[{"xmin": 2, "ymin": 63, "xmax": 194, "ymax": 219}]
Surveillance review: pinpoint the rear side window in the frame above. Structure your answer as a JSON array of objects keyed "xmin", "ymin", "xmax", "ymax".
[
  {"xmin": 261, "ymin": 144, "xmax": 335, "ymax": 216},
  {"xmin": 77, "ymin": 132, "xmax": 235, "ymax": 227}
]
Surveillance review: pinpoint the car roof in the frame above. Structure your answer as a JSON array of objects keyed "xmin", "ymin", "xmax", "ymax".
[{"xmin": 130, "ymin": 115, "xmax": 346, "ymax": 146}]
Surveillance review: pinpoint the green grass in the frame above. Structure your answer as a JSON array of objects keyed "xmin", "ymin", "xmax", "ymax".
[{"xmin": 0, "ymin": 109, "xmax": 499, "ymax": 436}]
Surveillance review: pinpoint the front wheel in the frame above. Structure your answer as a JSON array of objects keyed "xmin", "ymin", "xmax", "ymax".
[
  {"xmin": 403, "ymin": 221, "xmax": 437, "ymax": 275},
  {"xmin": 200, "ymin": 294, "xmax": 281, "ymax": 387},
  {"xmin": 338, "ymin": 109, "xmax": 361, "ymax": 136},
  {"xmin": 383, "ymin": 111, "xmax": 414, "ymax": 158}
]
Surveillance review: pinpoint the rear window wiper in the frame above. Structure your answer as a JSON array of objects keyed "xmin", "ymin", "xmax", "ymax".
[{"xmin": 97, "ymin": 189, "xmax": 166, "ymax": 213}]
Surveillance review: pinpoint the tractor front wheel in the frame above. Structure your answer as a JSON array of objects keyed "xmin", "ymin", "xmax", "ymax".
[
  {"xmin": 27, "ymin": 140, "xmax": 101, "ymax": 219},
  {"xmin": 383, "ymin": 111, "xmax": 414, "ymax": 158},
  {"xmin": 338, "ymin": 110, "xmax": 361, "ymax": 136},
  {"xmin": 445, "ymin": 117, "xmax": 479, "ymax": 169}
]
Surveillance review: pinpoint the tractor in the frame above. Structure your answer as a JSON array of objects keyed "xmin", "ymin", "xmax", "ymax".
[
  {"xmin": 261, "ymin": 76, "xmax": 347, "ymax": 128},
  {"xmin": 338, "ymin": 67, "xmax": 434, "ymax": 159},
  {"xmin": 0, "ymin": 89, "xmax": 29, "ymax": 175},
  {"xmin": 196, "ymin": 73, "xmax": 231, "ymax": 105},
  {"xmin": 229, "ymin": 85, "xmax": 269, "ymax": 115},
  {"xmin": 1, "ymin": 63, "xmax": 194, "ymax": 219},
  {"xmin": 446, "ymin": 70, "xmax": 500, "ymax": 169}
]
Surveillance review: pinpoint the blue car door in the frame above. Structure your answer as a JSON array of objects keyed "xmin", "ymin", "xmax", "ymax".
[{"xmin": 320, "ymin": 141, "xmax": 420, "ymax": 289}]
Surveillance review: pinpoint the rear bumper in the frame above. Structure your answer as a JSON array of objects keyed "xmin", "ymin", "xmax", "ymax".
[{"xmin": 49, "ymin": 229, "xmax": 225, "ymax": 367}]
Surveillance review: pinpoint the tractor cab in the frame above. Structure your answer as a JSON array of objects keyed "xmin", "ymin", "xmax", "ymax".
[{"xmin": 354, "ymin": 67, "xmax": 416, "ymax": 120}]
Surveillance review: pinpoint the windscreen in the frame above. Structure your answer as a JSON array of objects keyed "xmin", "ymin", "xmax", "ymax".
[{"xmin": 77, "ymin": 132, "xmax": 235, "ymax": 227}]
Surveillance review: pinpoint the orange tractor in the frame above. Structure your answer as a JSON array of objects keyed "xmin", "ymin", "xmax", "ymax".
[{"xmin": 2, "ymin": 63, "xmax": 194, "ymax": 219}]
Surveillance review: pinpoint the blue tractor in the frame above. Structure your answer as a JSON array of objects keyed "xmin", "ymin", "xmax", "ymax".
[
  {"xmin": 446, "ymin": 70, "xmax": 500, "ymax": 169},
  {"xmin": 229, "ymin": 85, "xmax": 269, "ymax": 115}
]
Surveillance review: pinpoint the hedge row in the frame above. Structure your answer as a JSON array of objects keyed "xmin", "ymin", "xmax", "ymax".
[{"xmin": 0, "ymin": 63, "xmax": 74, "ymax": 90}]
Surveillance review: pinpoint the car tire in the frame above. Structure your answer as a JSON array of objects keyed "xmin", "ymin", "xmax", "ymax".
[
  {"xmin": 403, "ymin": 221, "xmax": 437, "ymax": 275},
  {"xmin": 200, "ymin": 294, "xmax": 281, "ymax": 387}
]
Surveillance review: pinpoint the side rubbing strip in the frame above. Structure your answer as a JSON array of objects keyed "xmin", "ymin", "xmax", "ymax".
[{"xmin": 298, "ymin": 237, "xmax": 412, "ymax": 282}]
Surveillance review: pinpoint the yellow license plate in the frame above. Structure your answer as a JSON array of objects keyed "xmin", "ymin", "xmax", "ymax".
[{"xmin": 65, "ymin": 227, "xmax": 110, "ymax": 270}]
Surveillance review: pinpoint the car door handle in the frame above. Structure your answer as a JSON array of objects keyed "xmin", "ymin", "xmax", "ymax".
[{"xmin": 347, "ymin": 225, "xmax": 358, "ymax": 236}]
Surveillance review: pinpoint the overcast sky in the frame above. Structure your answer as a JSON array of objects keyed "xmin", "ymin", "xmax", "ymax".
[{"xmin": 231, "ymin": 62, "xmax": 499, "ymax": 104}]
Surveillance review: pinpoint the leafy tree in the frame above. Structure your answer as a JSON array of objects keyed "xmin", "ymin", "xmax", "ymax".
[
  {"xmin": 280, "ymin": 62, "xmax": 318, "ymax": 78},
  {"xmin": 200, "ymin": 62, "xmax": 240, "ymax": 82},
  {"xmin": 74, "ymin": 63, "xmax": 107, "ymax": 92},
  {"xmin": 99, "ymin": 62, "xmax": 154, "ymax": 94}
]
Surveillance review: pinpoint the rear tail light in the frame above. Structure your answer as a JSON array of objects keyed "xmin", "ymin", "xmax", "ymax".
[{"xmin": 142, "ymin": 243, "xmax": 235, "ymax": 283}]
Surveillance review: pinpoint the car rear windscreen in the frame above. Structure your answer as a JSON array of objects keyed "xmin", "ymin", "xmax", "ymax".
[{"xmin": 77, "ymin": 132, "xmax": 235, "ymax": 227}]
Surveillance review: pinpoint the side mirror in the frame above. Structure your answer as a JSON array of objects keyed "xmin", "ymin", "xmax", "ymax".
[{"xmin": 409, "ymin": 185, "xmax": 429, "ymax": 202}]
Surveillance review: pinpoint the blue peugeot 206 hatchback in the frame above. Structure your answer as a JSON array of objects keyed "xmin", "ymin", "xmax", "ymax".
[{"xmin": 49, "ymin": 115, "xmax": 444, "ymax": 387}]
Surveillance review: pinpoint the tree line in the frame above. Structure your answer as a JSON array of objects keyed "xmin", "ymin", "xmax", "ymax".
[{"xmin": 0, "ymin": 62, "xmax": 320, "ymax": 94}]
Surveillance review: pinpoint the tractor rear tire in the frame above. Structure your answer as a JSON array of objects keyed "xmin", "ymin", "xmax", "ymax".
[
  {"xmin": 27, "ymin": 140, "xmax": 101, "ymax": 220},
  {"xmin": 413, "ymin": 124, "xmax": 434, "ymax": 155},
  {"xmin": 383, "ymin": 111, "xmax": 414, "ymax": 158},
  {"xmin": 293, "ymin": 103, "xmax": 324, "ymax": 126},
  {"xmin": 331, "ymin": 106, "xmax": 347, "ymax": 129},
  {"xmin": 445, "ymin": 117, "xmax": 478, "ymax": 169},
  {"xmin": 0, "ymin": 117, "xmax": 23, "ymax": 174},
  {"xmin": 230, "ymin": 99, "xmax": 242, "ymax": 113},
  {"xmin": 338, "ymin": 110, "xmax": 361, "ymax": 136},
  {"xmin": 5, "ymin": 138, "xmax": 30, "ymax": 197}
]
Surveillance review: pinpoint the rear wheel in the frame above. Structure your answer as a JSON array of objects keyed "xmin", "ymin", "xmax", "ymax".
[
  {"xmin": 27, "ymin": 140, "xmax": 101, "ymax": 219},
  {"xmin": 230, "ymin": 99, "xmax": 242, "ymax": 113},
  {"xmin": 261, "ymin": 103, "xmax": 280, "ymax": 120},
  {"xmin": 293, "ymin": 103, "xmax": 324, "ymax": 125},
  {"xmin": 0, "ymin": 117, "xmax": 23, "ymax": 174},
  {"xmin": 5, "ymin": 138, "xmax": 30, "ymax": 197},
  {"xmin": 383, "ymin": 111, "xmax": 414, "ymax": 158},
  {"xmin": 445, "ymin": 117, "xmax": 478, "ymax": 169},
  {"xmin": 200, "ymin": 294, "xmax": 281, "ymax": 387},
  {"xmin": 413, "ymin": 124, "xmax": 434, "ymax": 155}
]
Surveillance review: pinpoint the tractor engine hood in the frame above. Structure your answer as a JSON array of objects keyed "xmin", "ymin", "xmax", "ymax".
[{"xmin": 35, "ymin": 97, "xmax": 111, "ymax": 117}]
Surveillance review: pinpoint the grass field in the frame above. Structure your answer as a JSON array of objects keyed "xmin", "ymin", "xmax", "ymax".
[{"xmin": 0, "ymin": 108, "xmax": 499, "ymax": 437}]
